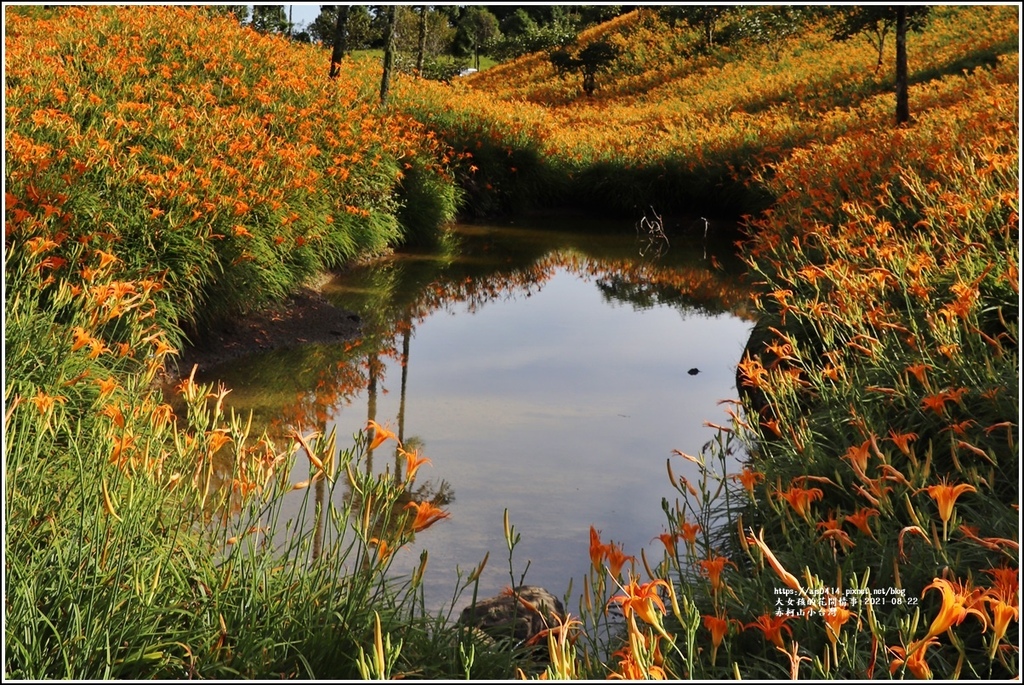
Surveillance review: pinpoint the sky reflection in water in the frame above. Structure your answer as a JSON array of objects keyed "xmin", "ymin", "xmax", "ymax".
[{"xmin": 203, "ymin": 217, "xmax": 756, "ymax": 614}]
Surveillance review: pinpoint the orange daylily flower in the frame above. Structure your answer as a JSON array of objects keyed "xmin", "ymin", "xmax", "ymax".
[
  {"xmin": 921, "ymin": 577, "xmax": 988, "ymax": 640},
  {"xmin": 605, "ymin": 541, "xmax": 635, "ymax": 579},
  {"xmin": 398, "ymin": 446, "xmax": 430, "ymax": 481},
  {"xmin": 889, "ymin": 637, "xmax": 939, "ymax": 680},
  {"xmin": 365, "ymin": 419, "xmax": 398, "ymax": 451},
  {"xmin": 703, "ymin": 613, "xmax": 730, "ymax": 648},
  {"xmin": 922, "ymin": 477, "xmax": 976, "ymax": 538},
  {"xmin": 844, "ymin": 507, "xmax": 879, "ymax": 538},
  {"xmin": 920, "ymin": 389, "xmax": 966, "ymax": 417},
  {"xmin": 737, "ymin": 354, "xmax": 770, "ymax": 389},
  {"xmin": 776, "ymin": 484, "xmax": 823, "ymax": 520},
  {"xmin": 405, "ymin": 501, "xmax": 450, "ymax": 533},
  {"xmin": 745, "ymin": 614, "xmax": 793, "ymax": 648},
  {"xmin": 29, "ymin": 390, "xmax": 66, "ymax": 415},
  {"xmin": 369, "ymin": 537, "xmax": 395, "ymax": 563},
  {"xmin": 731, "ymin": 467, "xmax": 765, "ymax": 497},
  {"xmin": 94, "ymin": 248, "xmax": 118, "ymax": 269},
  {"xmin": 817, "ymin": 517, "xmax": 856, "ymax": 553},
  {"xmin": 150, "ymin": 338, "xmax": 178, "ymax": 359},
  {"xmin": 87, "ymin": 338, "xmax": 107, "ymax": 359},
  {"xmin": 842, "ymin": 439, "xmax": 872, "ymax": 477},
  {"xmin": 206, "ymin": 429, "xmax": 232, "ymax": 455},
  {"xmin": 609, "ymin": 645, "xmax": 666, "ymax": 680},
  {"xmin": 654, "ymin": 532, "xmax": 680, "ymax": 557},
  {"xmin": 697, "ymin": 555, "xmax": 737, "ymax": 593},
  {"xmin": 702, "ymin": 613, "xmax": 735, "ymax": 666},
  {"xmin": 100, "ymin": 403, "xmax": 126, "ymax": 428},
  {"xmin": 609, "ymin": 576, "xmax": 670, "ymax": 629},
  {"xmin": 525, "ymin": 611, "xmax": 582, "ymax": 649},
  {"xmin": 109, "ymin": 433, "xmax": 136, "ymax": 467},
  {"xmin": 588, "ymin": 526, "xmax": 634, "ymax": 578},
  {"xmin": 822, "ymin": 599, "xmax": 856, "ymax": 648},
  {"xmin": 984, "ymin": 595, "xmax": 1019, "ymax": 658},
  {"xmin": 760, "ymin": 417, "xmax": 783, "ymax": 438},
  {"xmin": 984, "ymin": 567, "xmax": 1019, "ymax": 606},
  {"xmin": 94, "ymin": 376, "xmax": 118, "ymax": 398},
  {"xmin": 904, "ymin": 362, "xmax": 932, "ymax": 385},
  {"xmin": 71, "ymin": 326, "xmax": 92, "ymax": 352},
  {"xmin": 815, "ymin": 511, "xmax": 843, "ymax": 534},
  {"xmin": 679, "ymin": 520, "xmax": 701, "ymax": 548},
  {"xmin": 887, "ymin": 429, "xmax": 918, "ymax": 456}
]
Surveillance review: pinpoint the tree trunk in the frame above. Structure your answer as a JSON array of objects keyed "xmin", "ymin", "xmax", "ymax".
[
  {"xmin": 895, "ymin": 6, "xmax": 909, "ymax": 125},
  {"xmin": 329, "ymin": 6, "xmax": 350, "ymax": 79},
  {"xmin": 872, "ymin": 24, "xmax": 889, "ymax": 73},
  {"xmin": 416, "ymin": 6, "xmax": 427, "ymax": 78},
  {"xmin": 379, "ymin": 6, "xmax": 397, "ymax": 105}
]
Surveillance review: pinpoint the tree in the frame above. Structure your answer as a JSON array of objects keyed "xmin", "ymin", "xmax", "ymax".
[
  {"xmin": 329, "ymin": 6, "xmax": 350, "ymax": 79},
  {"xmin": 734, "ymin": 6, "xmax": 815, "ymax": 62},
  {"xmin": 489, "ymin": 8, "xmax": 578, "ymax": 61},
  {"xmin": 309, "ymin": 5, "xmax": 339, "ymax": 45},
  {"xmin": 379, "ymin": 5, "xmax": 397, "ymax": 105},
  {"xmin": 251, "ymin": 5, "xmax": 290, "ymax": 34},
  {"xmin": 458, "ymin": 7, "xmax": 500, "ymax": 70},
  {"xmin": 660, "ymin": 6, "xmax": 734, "ymax": 51},
  {"xmin": 313, "ymin": 5, "xmax": 376, "ymax": 49},
  {"xmin": 499, "ymin": 8, "xmax": 538, "ymax": 39},
  {"xmin": 549, "ymin": 38, "xmax": 621, "ymax": 96},
  {"xmin": 829, "ymin": 6, "xmax": 931, "ymax": 125},
  {"xmin": 416, "ymin": 5, "xmax": 427, "ymax": 76},
  {"xmin": 346, "ymin": 6, "xmax": 376, "ymax": 50}
]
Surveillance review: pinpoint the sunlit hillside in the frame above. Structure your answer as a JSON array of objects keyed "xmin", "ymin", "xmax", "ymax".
[{"xmin": 398, "ymin": 5, "xmax": 1018, "ymax": 215}]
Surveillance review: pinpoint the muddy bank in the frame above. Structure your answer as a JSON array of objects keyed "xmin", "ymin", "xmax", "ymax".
[{"xmin": 165, "ymin": 285, "xmax": 362, "ymax": 382}]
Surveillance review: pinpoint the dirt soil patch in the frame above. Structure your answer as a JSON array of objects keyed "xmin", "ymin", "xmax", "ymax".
[{"xmin": 165, "ymin": 286, "xmax": 361, "ymax": 382}]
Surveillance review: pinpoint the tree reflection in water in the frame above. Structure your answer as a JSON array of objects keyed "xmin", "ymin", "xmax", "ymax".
[{"xmin": 189, "ymin": 219, "xmax": 755, "ymax": 604}]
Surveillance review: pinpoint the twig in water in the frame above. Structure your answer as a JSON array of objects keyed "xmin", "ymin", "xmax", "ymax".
[{"xmin": 636, "ymin": 207, "xmax": 670, "ymax": 258}]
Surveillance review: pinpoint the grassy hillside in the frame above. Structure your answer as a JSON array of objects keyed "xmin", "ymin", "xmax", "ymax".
[
  {"xmin": 398, "ymin": 6, "xmax": 1018, "ymax": 217},
  {"xmin": 5, "ymin": 6, "xmax": 460, "ymax": 344}
]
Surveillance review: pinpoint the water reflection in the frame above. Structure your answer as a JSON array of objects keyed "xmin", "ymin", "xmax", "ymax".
[{"xmin": 194, "ymin": 216, "xmax": 756, "ymax": 613}]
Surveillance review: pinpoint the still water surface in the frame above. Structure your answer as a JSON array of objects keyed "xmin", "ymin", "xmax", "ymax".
[{"xmin": 201, "ymin": 215, "xmax": 756, "ymax": 614}]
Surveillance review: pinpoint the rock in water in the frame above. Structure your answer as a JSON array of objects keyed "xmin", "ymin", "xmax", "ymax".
[{"xmin": 458, "ymin": 586, "xmax": 565, "ymax": 645}]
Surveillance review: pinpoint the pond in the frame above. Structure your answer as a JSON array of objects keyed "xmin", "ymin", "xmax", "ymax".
[{"xmin": 194, "ymin": 213, "xmax": 757, "ymax": 615}]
